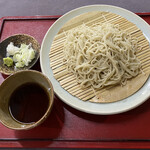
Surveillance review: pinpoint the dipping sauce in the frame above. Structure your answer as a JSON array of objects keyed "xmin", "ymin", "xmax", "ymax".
[{"xmin": 9, "ymin": 83, "xmax": 49, "ymax": 124}]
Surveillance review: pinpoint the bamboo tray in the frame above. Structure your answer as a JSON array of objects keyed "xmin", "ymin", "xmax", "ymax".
[
  {"xmin": 50, "ymin": 11, "xmax": 150, "ymax": 103},
  {"xmin": 0, "ymin": 14, "xmax": 150, "ymax": 149}
]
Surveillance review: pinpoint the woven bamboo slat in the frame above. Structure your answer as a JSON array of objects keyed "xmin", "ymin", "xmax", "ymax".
[{"xmin": 49, "ymin": 11, "xmax": 150, "ymax": 103}]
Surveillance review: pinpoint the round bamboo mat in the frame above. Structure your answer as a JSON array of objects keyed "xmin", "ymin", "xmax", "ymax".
[{"xmin": 49, "ymin": 11, "xmax": 150, "ymax": 103}]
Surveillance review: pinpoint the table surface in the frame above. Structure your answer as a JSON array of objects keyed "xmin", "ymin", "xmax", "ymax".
[
  {"xmin": 0, "ymin": 0, "xmax": 150, "ymax": 150},
  {"xmin": 0, "ymin": 0, "xmax": 150, "ymax": 18}
]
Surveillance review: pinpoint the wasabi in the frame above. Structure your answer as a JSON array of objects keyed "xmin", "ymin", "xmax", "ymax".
[{"xmin": 3, "ymin": 57, "xmax": 13, "ymax": 67}]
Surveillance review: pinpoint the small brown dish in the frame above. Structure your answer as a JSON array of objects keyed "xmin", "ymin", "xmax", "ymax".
[
  {"xmin": 0, "ymin": 70, "xmax": 54, "ymax": 130},
  {"xmin": 0, "ymin": 34, "xmax": 40, "ymax": 75}
]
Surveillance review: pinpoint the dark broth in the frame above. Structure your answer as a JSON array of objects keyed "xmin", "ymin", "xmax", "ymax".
[{"xmin": 9, "ymin": 82, "xmax": 49, "ymax": 124}]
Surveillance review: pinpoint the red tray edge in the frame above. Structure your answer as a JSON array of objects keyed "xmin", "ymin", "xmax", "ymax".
[
  {"xmin": 1, "ymin": 140, "xmax": 150, "ymax": 149},
  {"xmin": 0, "ymin": 12, "xmax": 150, "ymax": 20},
  {"xmin": 0, "ymin": 12, "xmax": 150, "ymax": 18}
]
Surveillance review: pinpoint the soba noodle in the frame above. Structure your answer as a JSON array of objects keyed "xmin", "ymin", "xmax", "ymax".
[{"xmin": 63, "ymin": 23, "xmax": 141, "ymax": 89}]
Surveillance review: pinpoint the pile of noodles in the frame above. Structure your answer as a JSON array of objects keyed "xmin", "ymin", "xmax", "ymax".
[{"xmin": 63, "ymin": 23, "xmax": 141, "ymax": 89}]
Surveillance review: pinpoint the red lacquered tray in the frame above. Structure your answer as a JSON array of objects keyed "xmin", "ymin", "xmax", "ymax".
[{"xmin": 0, "ymin": 14, "xmax": 150, "ymax": 149}]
